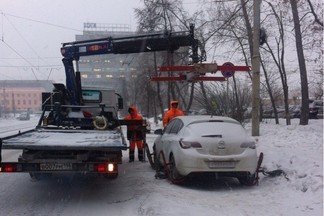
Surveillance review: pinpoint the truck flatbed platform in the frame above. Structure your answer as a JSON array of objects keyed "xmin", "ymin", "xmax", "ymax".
[{"xmin": 1, "ymin": 128, "xmax": 127, "ymax": 151}]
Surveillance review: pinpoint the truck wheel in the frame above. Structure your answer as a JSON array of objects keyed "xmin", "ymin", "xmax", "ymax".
[
  {"xmin": 29, "ymin": 172, "xmax": 41, "ymax": 181},
  {"xmin": 103, "ymin": 173, "xmax": 118, "ymax": 179}
]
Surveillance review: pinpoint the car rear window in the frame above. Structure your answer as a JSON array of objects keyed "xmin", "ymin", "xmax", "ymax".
[{"xmin": 185, "ymin": 121, "xmax": 246, "ymax": 137}]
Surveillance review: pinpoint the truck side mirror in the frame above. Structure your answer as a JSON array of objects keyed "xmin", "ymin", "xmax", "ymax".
[{"xmin": 118, "ymin": 98, "xmax": 123, "ymax": 110}]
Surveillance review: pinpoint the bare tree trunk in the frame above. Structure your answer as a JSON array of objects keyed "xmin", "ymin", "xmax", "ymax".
[
  {"xmin": 278, "ymin": 10, "xmax": 290, "ymax": 125},
  {"xmin": 231, "ymin": 28, "xmax": 252, "ymax": 80},
  {"xmin": 307, "ymin": 0, "xmax": 323, "ymax": 26},
  {"xmin": 260, "ymin": 58, "xmax": 279, "ymax": 124},
  {"xmin": 157, "ymin": 82, "xmax": 165, "ymax": 117},
  {"xmin": 199, "ymin": 82, "xmax": 214, "ymax": 114},
  {"xmin": 186, "ymin": 83, "xmax": 195, "ymax": 112},
  {"xmin": 251, "ymin": 0, "xmax": 261, "ymax": 136},
  {"xmin": 240, "ymin": 0, "xmax": 253, "ymax": 58},
  {"xmin": 232, "ymin": 75, "xmax": 243, "ymax": 122},
  {"xmin": 154, "ymin": 52, "xmax": 165, "ymax": 117},
  {"xmin": 265, "ymin": 2, "xmax": 291, "ymax": 125},
  {"xmin": 290, "ymin": 0, "xmax": 309, "ymax": 125},
  {"xmin": 174, "ymin": 83, "xmax": 188, "ymax": 109}
]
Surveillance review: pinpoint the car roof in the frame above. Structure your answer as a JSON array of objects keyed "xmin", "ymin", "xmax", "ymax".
[{"xmin": 174, "ymin": 115, "xmax": 240, "ymax": 126}]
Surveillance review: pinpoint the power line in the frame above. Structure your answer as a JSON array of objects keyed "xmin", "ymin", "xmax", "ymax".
[
  {"xmin": 3, "ymin": 13, "xmax": 47, "ymax": 64},
  {"xmin": 3, "ymin": 12, "xmax": 83, "ymax": 32},
  {"xmin": 0, "ymin": 57, "xmax": 61, "ymax": 59},
  {"xmin": 0, "ymin": 72, "xmax": 18, "ymax": 80},
  {"xmin": 0, "ymin": 65, "xmax": 62, "ymax": 68},
  {"xmin": 1, "ymin": 40, "xmax": 39, "ymax": 80}
]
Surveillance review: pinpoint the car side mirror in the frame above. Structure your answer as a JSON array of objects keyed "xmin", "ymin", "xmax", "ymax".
[{"xmin": 154, "ymin": 129, "xmax": 163, "ymax": 135}]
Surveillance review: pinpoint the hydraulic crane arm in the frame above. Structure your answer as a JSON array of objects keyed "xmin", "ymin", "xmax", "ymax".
[{"xmin": 60, "ymin": 25, "xmax": 199, "ymax": 105}]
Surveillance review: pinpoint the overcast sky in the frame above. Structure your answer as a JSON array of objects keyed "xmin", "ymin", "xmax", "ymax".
[
  {"xmin": 0, "ymin": 0, "xmax": 152, "ymax": 82},
  {"xmin": 0, "ymin": 0, "xmax": 201, "ymax": 83}
]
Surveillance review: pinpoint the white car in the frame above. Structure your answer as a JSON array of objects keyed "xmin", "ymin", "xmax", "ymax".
[{"xmin": 153, "ymin": 115, "xmax": 258, "ymax": 185}]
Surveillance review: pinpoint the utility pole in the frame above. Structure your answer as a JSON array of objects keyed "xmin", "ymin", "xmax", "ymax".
[{"xmin": 251, "ymin": 0, "xmax": 261, "ymax": 136}]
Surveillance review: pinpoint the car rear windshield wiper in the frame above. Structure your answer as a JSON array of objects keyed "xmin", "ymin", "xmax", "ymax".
[{"xmin": 201, "ymin": 134, "xmax": 222, "ymax": 138}]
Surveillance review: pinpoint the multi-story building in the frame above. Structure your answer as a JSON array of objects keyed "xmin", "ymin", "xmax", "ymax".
[
  {"xmin": 0, "ymin": 80, "xmax": 52, "ymax": 113},
  {"xmin": 75, "ymin": 23, "xmax": 137, "ymax": 104}
]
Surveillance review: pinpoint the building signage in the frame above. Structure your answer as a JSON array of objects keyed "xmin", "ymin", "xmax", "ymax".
[{"xmin": 84, "ymin": 23, "xmax": 97, "ymax": 28}]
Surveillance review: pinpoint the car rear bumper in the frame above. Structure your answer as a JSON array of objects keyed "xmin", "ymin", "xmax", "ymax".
[{"xmin": 175, "ymin": 148, "xmax": 258, "ymax": 176}]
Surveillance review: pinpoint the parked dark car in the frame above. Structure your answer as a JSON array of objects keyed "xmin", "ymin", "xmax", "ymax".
[
  {"xmin": 309, "ymin": 100, "xmax": 323, "ymax": 119},
  {"xmin": 291, "ymin": 100, "xmax": 323, "ymax": 119},
  {"xmin": 17, "ymin": 112, "xmax": 30, "ymax": 121}
]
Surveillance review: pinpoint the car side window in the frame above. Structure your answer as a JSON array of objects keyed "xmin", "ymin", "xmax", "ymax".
[
  {"xmin": 169, "ymin": 119, "xmax": 184, "ymax": 134},
  {"xmin": 163, "ymin": 119, "xmax": 176, "ymax": 134}
]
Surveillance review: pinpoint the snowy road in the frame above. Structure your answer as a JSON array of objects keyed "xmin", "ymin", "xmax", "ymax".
[{"xmin": 0, "ymin": 118, "xmax": 322, "ymax": 216}]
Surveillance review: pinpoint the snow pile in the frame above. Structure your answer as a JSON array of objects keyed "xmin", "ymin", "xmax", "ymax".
[{"xmin": 0, "ymin": 118, "xmax": 322, "ymax": 216}]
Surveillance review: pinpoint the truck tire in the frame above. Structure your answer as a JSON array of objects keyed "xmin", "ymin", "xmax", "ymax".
[
  {"xmin": 29, "ymin": 172, "xmax": 41, "ymax": 181},
  {"xmin": 103, "ymin": 173, "xmax": 118, "ymax": 179}
]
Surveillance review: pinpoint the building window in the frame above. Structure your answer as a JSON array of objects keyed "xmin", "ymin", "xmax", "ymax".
[
  {"xmin": 23, "ymin": 100, "xmax": 26, "ymax": 105},
  {"xmin": 17, "ymin": 100, "xmax": 20, "ymax": 105},
  {"xmin": 106, "ymin": 74, "xmax": 113, "ymax": 78},
  {"xmin": 96, "ymin": 74, "xmax": 101, "ymax": 78},
  {"xmin": 81, "ymin": 74, "xmax": 88, "ymax": 78},
  {"xmin": 34, "ymin": 100, "xmax": 37, "ymax": 105}
]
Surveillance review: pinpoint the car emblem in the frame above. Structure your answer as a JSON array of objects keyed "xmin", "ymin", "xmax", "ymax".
[{"xmin": 218, "ymin": 140, "xmax": 226, "ymax": 149}]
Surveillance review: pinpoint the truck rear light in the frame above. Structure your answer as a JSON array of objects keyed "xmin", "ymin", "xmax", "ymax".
[
  {"xmin": 107, "ymin": 163, "xmax": 114, "ymax": 172},
  {"xmin": 95, "ymin": 163, "xmax": 115, "ymax": 173},
  {"xmin": 179, "ymin": 140, "xmax": 202, "ymax": 149},
  {"xmin": 96, "ymin": 164, "xmax": 106, "ymax": 173},
  {"xmin": 2, "ymin": 164, "xmax": 16, "ymax": 172}
]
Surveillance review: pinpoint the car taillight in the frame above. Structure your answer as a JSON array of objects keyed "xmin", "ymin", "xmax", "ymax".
[
  {"xmin": 179, "ymin": 140, "xmax": 202, "ymax": 149},
  {"xmin": 240, "ymin": 141, "xmax": 256, "ymax": 149}
]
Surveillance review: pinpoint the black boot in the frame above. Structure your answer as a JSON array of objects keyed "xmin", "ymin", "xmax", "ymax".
[
  {"xmin": 138, "ymin": 149, "xmax": 144, "ymax": 162},
  {"xmin": 129, "ymin": 150, "xmax": 134, "ymax": 162}
]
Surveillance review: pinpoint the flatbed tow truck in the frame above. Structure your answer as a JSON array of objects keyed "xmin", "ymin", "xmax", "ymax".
[
  {"xmin": 0, "ymin": 24, "xmax": 254, "ymax": 181},
  {"xmin": 0, "ymin": 26, "xmax": 199, "ymax": 180}
]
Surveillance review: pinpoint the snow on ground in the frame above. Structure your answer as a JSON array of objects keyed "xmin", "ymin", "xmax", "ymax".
[
  {"xmin": 0, "ymin": 117, "xmax": 322, "ymax": 216},
  {"xmin": 0, "ymin": 115, "xmax": 40, "ymax": 137}
]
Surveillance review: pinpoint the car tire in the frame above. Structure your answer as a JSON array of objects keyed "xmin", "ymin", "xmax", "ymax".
[
  {"xmin": 153, "ymin": 146, "xmax": 163, "ymax": 171},
  {"xmin": 168, "ymin": 154, "xmax": 183, "ymax": 180},
  {"xmin": 238, "ymin": 172, "xmax": 256, "ymax": 186}
]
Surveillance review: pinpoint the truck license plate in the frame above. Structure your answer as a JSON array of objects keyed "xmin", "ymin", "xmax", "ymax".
[
  {"xmin": 209, "ymin": 161, "xmax": 235, "ymax": 168},
  {"xmin": 40, "ymin": 163, "xmax": 72, "ymax": 171}
]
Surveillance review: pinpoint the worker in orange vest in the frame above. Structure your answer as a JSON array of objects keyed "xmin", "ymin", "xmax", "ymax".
[
  {"xmin": 163, "ymin": 100, "xmax": 184, "ymax": 127},
  {"xmin": 124, "ymin": 106, "xmax": 144, "ymax": 162}
]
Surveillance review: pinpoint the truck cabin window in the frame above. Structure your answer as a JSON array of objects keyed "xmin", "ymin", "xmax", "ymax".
[{"xmin": 82, "ymin": 90, "xmax": 102, "ymax": 103}]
